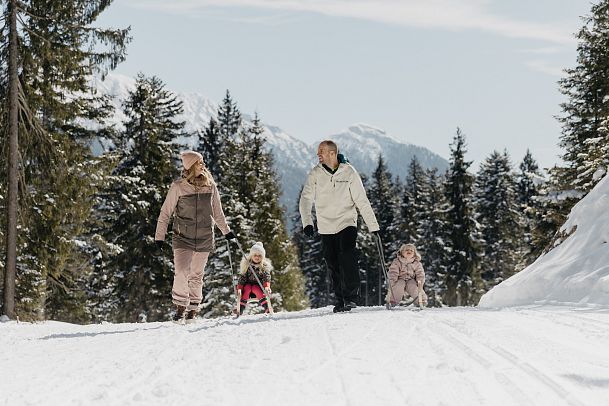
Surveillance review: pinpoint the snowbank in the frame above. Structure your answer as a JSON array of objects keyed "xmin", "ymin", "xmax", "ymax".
[{"xmin": 479, "ymin": 173, "xmax": 609, "ymax": 308}]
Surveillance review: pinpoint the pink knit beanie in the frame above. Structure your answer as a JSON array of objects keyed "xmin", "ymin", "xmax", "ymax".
[{"xmin": 180, "ymin": 150, "xmax": 203, "ymax": 170}]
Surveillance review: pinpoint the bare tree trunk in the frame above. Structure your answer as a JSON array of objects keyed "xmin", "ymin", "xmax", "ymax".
[{"xmin": 3, "ymin": 0, "xmax": 19, "ymax": 319}]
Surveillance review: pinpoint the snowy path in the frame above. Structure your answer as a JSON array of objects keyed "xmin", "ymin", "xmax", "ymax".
[{"xmin": 2, "ymin": 305, "xmax": 609, "ymax": 406}]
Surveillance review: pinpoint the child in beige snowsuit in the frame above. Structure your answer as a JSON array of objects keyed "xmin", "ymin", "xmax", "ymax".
[{"xmin": 387, "ymin": 243, "xmax": 427, "ymax": 307}]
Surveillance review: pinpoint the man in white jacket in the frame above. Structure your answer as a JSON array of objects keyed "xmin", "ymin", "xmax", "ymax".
[{"xmin": 299, "ymin": 140, "xmax": 380, "ymax": 312}]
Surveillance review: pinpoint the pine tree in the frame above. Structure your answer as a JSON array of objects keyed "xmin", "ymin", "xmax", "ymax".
[
  {"xmin": 417, "ymin": 168, "xmax": 449, "ymax": 307},
  {"xmin": 0, "ymin": 0, "xmax": 130, "ymax": 320},
  {"xmin": 217, "ymin": 90, "xmax": 242, "ymax": 138},
  {"xmin": 537, "ymin": 0, "xmax": 609, "ymax": 258},
  {"xmin": 194, "ymin": 93, "xmax": 237, "ymax": 311},
  {"xmin": 528, "ymin": 167, "xmax": 576, "ymax": 259},
  {"xmin": 443, "ymin": 129, "xmax": 482, "ymax": 306},
  {"xmin": 401, "ymin": 155, "xmax": 426, "ymax": 245},
  {"xmin": 203, "ymin": 112, "xmax": 308, "ymax": 316},
  {"xmin": 291, "ymin": 191, "xmax": 327, "ymax": 308},
  {"xmin": 368, "ymin": 155, "xmax": 400, "ymax": 305},
  {"xmin": 243, "ymin": 114, "xmax": 308, "ymax": 311},
  {"xmin": 557, "ymin": 0, "xmax": 609, "ymax": 192},
  {"xmin": 356, "ymin": 196, "xmax": 379, "ymax": 307},
  {"xmin": 200, "ymin": 92, "xmax": 244, "ymax": 317},
  {"xmin": 474, "ymin": 150, "xmax": 522, "ymax": 290},
  {"xmin": 100, "ymin": 74, "xmax": 182, "ymax": 322},
  {"xmin": 197, "ymin": 118, "xmax": 223, "ymax": 179},
  {"xmin": 516, "ymin": 150, "xmax": 545, "ymax": 265}
]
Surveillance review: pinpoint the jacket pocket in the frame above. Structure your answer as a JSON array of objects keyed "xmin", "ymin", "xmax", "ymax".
[{"xmin": 174, "ymin": 217, "xmax": 196, "ymax": 239}]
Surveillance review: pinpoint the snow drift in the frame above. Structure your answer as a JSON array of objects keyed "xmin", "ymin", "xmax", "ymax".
[{"xmin": 479, "ymin": 173, "xmax": 609, "ymax": 307}]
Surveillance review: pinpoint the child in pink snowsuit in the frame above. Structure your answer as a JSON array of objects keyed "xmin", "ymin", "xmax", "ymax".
[
  {"xmin": 237, "ymin": 242, "xmax": 272, "ymax": 314},
  {"xmin": 387, "ymin": 243, "xmax": 427, "ymax": 307}
]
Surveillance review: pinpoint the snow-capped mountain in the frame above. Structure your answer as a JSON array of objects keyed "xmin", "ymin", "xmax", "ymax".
[
  {"xmin": 93, "ymin": 74, "xmax": 448, "ymax": 226},
  {"xmin": 319, "ymin": 123, "xmax": 449, "ymax": 177},
  {"xmin": 479, "ymin": 172, "xmax": 609, "ymax": 307}
]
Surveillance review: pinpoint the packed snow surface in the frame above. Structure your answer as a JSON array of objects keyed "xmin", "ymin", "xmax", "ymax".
[{"xmin": 2, "ymin": 305, "xmax": 609, "ymax": 406}]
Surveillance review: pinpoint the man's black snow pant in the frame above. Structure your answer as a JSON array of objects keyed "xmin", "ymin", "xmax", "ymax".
[{"xmin": 321, "ymin": 226, "xmax": 359, "ymax": 305}]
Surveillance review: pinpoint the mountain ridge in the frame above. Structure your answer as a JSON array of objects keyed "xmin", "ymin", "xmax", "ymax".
[{"xmin": 93, "ymin": 74, "xmax": 450, "ymax": 225}]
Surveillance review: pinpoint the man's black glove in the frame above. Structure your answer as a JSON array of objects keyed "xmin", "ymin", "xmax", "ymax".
[
  {"xmin": 304, "ymin": 225, "xmax": 314, "ymax": 237},
  {"xmin": 155, "ymin": 240, "xmax": 164, "ymax": 250},
  {"xmin": 225, "ymin": 231, "xmax": 236, "ymax": 240}
]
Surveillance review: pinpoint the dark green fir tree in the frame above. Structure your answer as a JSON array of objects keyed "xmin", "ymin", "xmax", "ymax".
[
  {"xmin": 474, "ymin": 150, "xmax": 522, "ymax": 291},
  {"xmin": 0, "ymin": 0, "xmax": 130, "ymax": 321},
  {"xmin": 442, "ymin": 128, "xmax": 482, "ymax": 306},
  {"xmin": 367, "ymin": 156, "xmax": 401, "ymax": 305},
  {"xmin": 417, "ymin": 168, "xmax": 449, "ymax": 307},
  {"xmin": 516, "ymin": 150, "xmax": 545, "ymax": 266},
  {"xmin": 99, "ymin": 74, "xmax": 182, "ymax": 322}
]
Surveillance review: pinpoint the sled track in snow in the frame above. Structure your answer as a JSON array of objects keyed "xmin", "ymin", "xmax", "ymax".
[
  {"xmin": 525, "ymin": 307, "xmax": 609, "ymax": 330},
  {"xmin": 425, "ymin": 318, "xmax": 536, "ymax": 406},
  {"xmin": 438, "ymin": 317, "xmax": 587, "ymax": 406}
]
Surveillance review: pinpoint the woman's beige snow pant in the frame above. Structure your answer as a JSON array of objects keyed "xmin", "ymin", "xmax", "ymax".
[{"xmin": 172, "ymin": 248, "xmax": 210, "ymax": 310}]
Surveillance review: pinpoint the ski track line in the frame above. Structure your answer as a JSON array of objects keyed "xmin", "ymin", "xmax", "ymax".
[
  {"xmin": 290, "ymin": 307, "xmax": 404, "ymax": 405},
  {"xmin": 239, "ymin": 310, "xmax": 344, "ymax": 406},
  {"xmin": 416, "ymin": 319, "xmax": 467, "ymax": 406},
  {"xmin": 36, "ymin": 324, "xmax": 178, "ymax": 404},
  {"xmin": 344, "ymin": 307, "xmax": 424, "ymax": 403},
  {"xmin": 340, "ymin": 307, "xmax": 436, "ymax": 403},
  {"xmin": 439, "ymin": 317, "xmax": 587, "ymax": 406},
  {"xmin": 518, "ymin": 309, "xmax": 609, "ymax": 351},
  {"xmin": 520, "ymin": 310, "xmax": 607, "ymax": 334},
  {"xmin": 467, "ymin": 309, "xmax": 609, "ymax": 372},
  {"xmin": 112, "ymin": 325, "xmax": 198, "ymax": 403},
  {"xmin": 376, "ymin": 309, "xmax": 420, "ymax": 402},
  {"xmin": 322, "ymin": 321, "xmax": 351, "ymax": 406},
  {"xmin": 526, "ymin": 308, "xmax": 609, "ymax": 331},
  {"xmin": 523, "ymin": 305, "xmax": 609, "ymax": 329},
  {"xmin": 17, "ymin": 332, "xmax": 134, "ymax": 405},
  {"xmin": 424, "ymin": 317, "xmax": 535, "ymax": 406}
]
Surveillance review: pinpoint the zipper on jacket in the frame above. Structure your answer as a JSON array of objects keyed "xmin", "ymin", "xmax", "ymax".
[{"xmin": 195, "ymin": 189, "xmax": 198, "ymax": 248}]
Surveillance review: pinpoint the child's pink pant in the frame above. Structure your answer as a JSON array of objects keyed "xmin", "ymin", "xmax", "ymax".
[{"xmin": 240, "ymin": 284, "xmax": 268, "ymax": 308}]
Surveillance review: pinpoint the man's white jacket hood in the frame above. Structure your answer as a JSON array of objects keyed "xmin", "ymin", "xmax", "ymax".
[{"xmin": 299, "ymin": 163, "xmax": 380, "ymax": 234}]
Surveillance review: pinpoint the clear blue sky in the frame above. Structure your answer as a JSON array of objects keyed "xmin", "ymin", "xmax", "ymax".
[{"xmin": 98, "ymin": 0, "xmax": 594, "ymax": 171}]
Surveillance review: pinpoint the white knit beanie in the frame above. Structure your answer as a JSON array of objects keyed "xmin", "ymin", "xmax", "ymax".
[{"xmin": 249, "ymin": 241, "xmax": 266, "ymax": 257}]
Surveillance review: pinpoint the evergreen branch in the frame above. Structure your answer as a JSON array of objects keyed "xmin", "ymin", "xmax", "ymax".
[
  {"xmin": 16, "ymin": 4, "xmax": 128, "ymax": 33},
  {"xmin": 16, "ymin": 79, "xmax": 57, "ymax": 166},
  {"xmin": 15, "ymin": 5, "xmax": 57, "ymax": 22},
  {"xmin": 18, "ymin": 17, "xmax": 53, "ymax": 44}
]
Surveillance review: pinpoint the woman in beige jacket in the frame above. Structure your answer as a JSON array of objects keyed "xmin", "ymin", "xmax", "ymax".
[
  {"xmin": 387, "ymin": 243, "xmax": 427, "ymax": 307},
  {"xmin": 155, "ymin": 150, "xmax": 235, "ymax": 323}
]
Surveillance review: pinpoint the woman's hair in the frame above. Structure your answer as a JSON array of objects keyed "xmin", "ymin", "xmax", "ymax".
[
  {"xmin": 398, "ymin": 243, "xmax": 421, "ymax": 261},
  {"xmin": 182, "ymin": 159, "xmax": 214, "ymax": 186}
]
